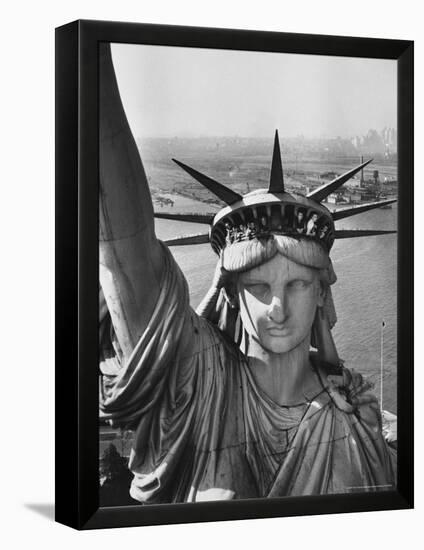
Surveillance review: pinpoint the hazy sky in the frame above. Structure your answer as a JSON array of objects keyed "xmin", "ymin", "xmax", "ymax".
[{"xmin": 111, "ymin": 43, "xmax": 397, "ymax": 139}]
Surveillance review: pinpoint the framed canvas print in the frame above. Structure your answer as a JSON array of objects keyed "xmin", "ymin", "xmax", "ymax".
[{"xmin": 55, "ymin": 20, "xmax": 413, "ymax": 530}]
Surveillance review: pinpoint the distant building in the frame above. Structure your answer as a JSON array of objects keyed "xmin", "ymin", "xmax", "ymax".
[
  {"xmin": 360, "ymin": 189, "xmax": 378, "ymax": 202},
  {"xmin": 347, "ymin": 176, "xmax": 362, "ymax": 189},
  {"xmin": 348, "ymin": 192, "xmax": 362, "ymax": 203},
  {"xmin": 327, "ymin": 193, "xmax": 347, "ymax": 204},
  {"xmin": 351, "ymin": 127, "xmax": 397, "ymax": 155},
  {"xmin": 320, "ymin": 171, "xmax": 339, "ymax": 180}
]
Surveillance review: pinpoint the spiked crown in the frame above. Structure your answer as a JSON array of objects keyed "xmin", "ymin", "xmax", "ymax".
[{"xmin": 156, "ymin": 130, "xmax": 396, "ymax": 253}]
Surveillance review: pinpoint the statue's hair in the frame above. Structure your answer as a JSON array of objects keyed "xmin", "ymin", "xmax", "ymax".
[{"xmin": 222, "ymin": 235, "xmax": 336, "ymax": 286}]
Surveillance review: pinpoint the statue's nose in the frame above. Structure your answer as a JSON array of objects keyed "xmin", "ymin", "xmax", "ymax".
[{"xmin": 267, "ymin": 295, "xmax": 288, "ymax": 324}]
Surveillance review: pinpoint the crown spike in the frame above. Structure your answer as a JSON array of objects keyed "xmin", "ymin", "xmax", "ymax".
[
  {"xmin": 307, "ymin": 159, "xmax": 373, "ymax": 203},
  {"xmin": 335, "ymin": 229, "xmax": 396, "ymax": 239},
  {"xmin": 172, "ymin": 159, "xmax": 242, "ymax": 206},
  {"xmin": 333, "ymin": 198, "xmax": 397, "ymax": 221},
  {"xmin": 164, "ymin": 232, "xmax": 210, "ymax": 246},
  {"xmin": 154, "ymin": 212, "xmax": 214, "ymax": 224},
  {"xmin": 268, "ymin": 130, "xmax": 285, "ymax": 193}
]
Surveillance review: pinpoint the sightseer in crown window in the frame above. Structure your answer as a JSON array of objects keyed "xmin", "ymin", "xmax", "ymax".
[
  {"xmin": 319, "ymin": 223, "xmax": 329, "ymax": 240},
  {"xmin": 294, "ymin": 209, "xmax": 306, "ymax": 234},
  {"xmin": 99, "ymin": 44, "xmax": 396, "ymax": 504},
  {"xmin": 306, "ymin": 212, "xmax": 319, "ymax": 236},
  {"xmin": 224, "ymin": 221, "xmax": 233, "ymax": 244}
]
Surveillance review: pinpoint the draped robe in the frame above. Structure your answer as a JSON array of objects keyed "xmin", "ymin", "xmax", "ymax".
[{"xmin": 100, "ymin": 246, "xmax": 396, "ymax": 503}]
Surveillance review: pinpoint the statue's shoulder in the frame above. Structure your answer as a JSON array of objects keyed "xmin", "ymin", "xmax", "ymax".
[{"xmin": 190, "ymin": 310, "xmax": 244, "ymax": 363}]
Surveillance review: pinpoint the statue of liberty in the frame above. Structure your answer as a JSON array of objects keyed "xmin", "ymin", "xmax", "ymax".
[{"xmin": 99, "ymin": 44, "xmax": 396, "ymax": 504}]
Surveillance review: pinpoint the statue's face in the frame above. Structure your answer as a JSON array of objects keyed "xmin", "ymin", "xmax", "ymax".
[{"xmin": 237, "ymin": 254, "xmax": 324, "ymax": 354}]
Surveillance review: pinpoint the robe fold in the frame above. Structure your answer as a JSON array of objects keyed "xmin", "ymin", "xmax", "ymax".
[{"xmin": 100, "ymin": 245, "xmax": 396, "ymax": 503}]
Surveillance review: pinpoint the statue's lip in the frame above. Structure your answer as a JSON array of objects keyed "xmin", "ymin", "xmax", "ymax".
[{"xmin": 267, "ymin": 325, "xmax": 290, "ymax": 334}]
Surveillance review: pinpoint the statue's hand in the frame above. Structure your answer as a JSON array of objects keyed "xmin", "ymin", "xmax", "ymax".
[
  {"xmin": 211, "ymin": 254, "xmax": 232, "ymax": 290},
  {"xmin": 195, "ymin": 255, "xmax": 232, "ymax": 320}
]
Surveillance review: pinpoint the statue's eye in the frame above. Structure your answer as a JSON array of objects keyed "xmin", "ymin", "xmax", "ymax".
[
  {"xmin": 288, "ymin": 280, "xmax": 311, "ymax": 290},
  {"xmin": 245, "ymin": 283, "xmax": 268, "ymax": 297}
]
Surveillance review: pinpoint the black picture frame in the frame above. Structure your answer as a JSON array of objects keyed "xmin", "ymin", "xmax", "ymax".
[{"xmin": 55, "ymin": 19, "xmax": 414, "ymax": 530}]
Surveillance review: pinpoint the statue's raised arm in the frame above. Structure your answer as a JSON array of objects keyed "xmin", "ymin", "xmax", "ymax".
[{"xmin": 99, "ymin": 44, "xmax": 164, "ymax": 362}]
